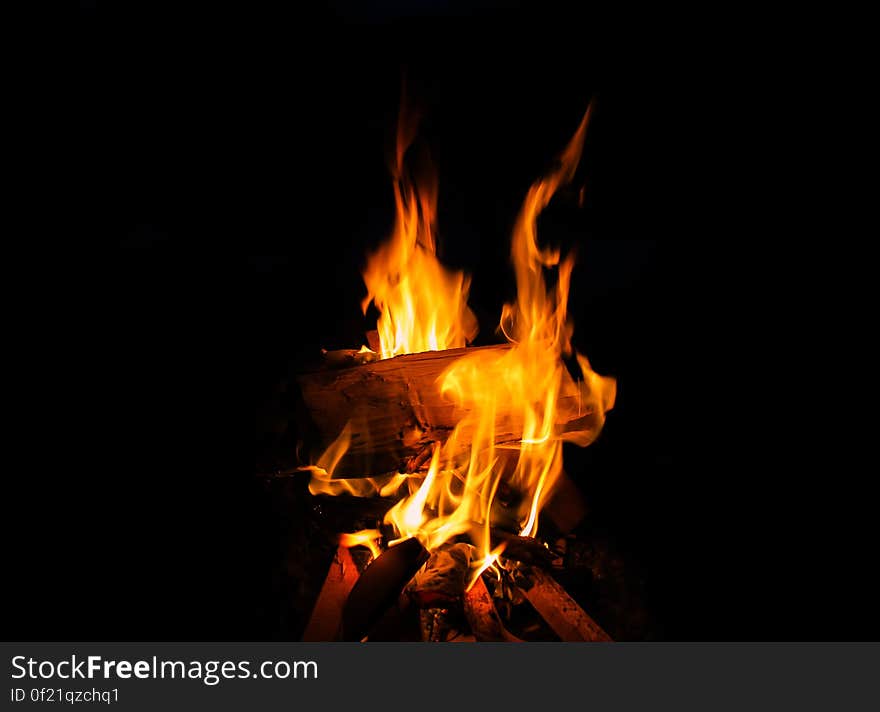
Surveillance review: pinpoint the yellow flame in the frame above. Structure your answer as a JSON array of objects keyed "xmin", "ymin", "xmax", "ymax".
[
  {"xmin": 361, "ymin": 101, "xmax": 478, "ymax": 359},
  {"xmin": 466, "ymin": 543, "xmax": 507, "ymax": 591},
  {"xmin": 339, "ymin": 530, "xmax": 382, "ymax": 560},
  {"xmin": 300, "ymin": 422, "xmax": 410, "ymax": 497},
  {"xmin": 384, "ymin": 447, "xmax": 440, "ymax": 545},
  {"xmin": 391, "ymin": 105, "xmax": 616, "ymax": 571}
]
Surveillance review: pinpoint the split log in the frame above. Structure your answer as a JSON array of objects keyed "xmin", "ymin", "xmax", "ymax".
[
  {"xmin": 464, "ymin": 577, "xmax": 515, "ymax": 642},
  {"xmin": 522, "ymin": 567, "xmax": 612, "ymax": 642},
  {"xmin": 297, "ymin": 344, "xmax": 609, "ymax": 477},
  {"xmin": 342, "ymin": 537, "xmax": 429, "ymax": 641},
  {"xmin": 302, "ymin": 546, "xmax": 361, "ymax": 642}
]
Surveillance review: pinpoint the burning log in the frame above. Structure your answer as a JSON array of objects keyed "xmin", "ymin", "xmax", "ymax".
[
  {"xmin": 522, "ymin": 567, "xmax": 612, "ymax": 642},
  {"xmin": 490, "ymin": 529, "xmax": 556, "ymax": 567},
  {"xmin": 303, "ymin": 540, "xmax": 611, "ymax": 642},
  {"xmin": 297, "ymin": 344, "xmax": 610, "ymax": 478},
  {"xmin": 341, "ymin": 537, "xmax": 429, "ymax": 641},
  {"xmin": 463, "ymin": 576, "xmax": 516, "ymax": 642}
]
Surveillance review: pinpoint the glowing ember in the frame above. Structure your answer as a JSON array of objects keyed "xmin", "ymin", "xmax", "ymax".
[{"xmin": 302, "ymin": 103, "xmax": 615, "ymax": 593}]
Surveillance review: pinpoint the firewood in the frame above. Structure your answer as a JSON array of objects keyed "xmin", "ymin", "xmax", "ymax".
[
  {"xmin": 320, "ymin": 348, "xmax": 378, "ymax": 368},
  {"xmin": 490, "ymin": 529, "xmax": 556, "ymax": 567},
  {"xmin": 522, "ymin": 567, "xmax": 612, "ymax": 642},
  {"xmin": 463, "ymin": 576, "xmax": 510, "ymax": 642},
  {"xmin": 341, "ymin": 537, "xmax": 429, "ymax": 641},
  {"xmin": 296, "ymin": 344, "xmax": 608, "ymax": 477},
  {"xmin": 302, "ymin": 546, "xmax": 361, "ymax": 642}
]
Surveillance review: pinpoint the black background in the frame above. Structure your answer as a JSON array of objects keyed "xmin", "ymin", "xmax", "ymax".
[{"xmin": 7, "ymin": 2, "xmax": 875, "ymax": 641}]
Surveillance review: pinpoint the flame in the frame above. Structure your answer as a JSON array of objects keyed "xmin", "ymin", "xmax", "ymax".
[
  {"xmin": 300, "ymin": 422, "xmax": 409, "ymax": 498},
  {"xmin": 304, "ymin": 104, "xmax": 615, "ymax": 591},
  {"xmin": 339, "ymin": 530, "xmax": 382, "ymax": 560},
  {"xmin": 361, "ymin": 101, "xmax": 478, "ymax": 359}
]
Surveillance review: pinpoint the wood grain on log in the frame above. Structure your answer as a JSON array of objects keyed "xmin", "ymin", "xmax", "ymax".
[
  {"xmin": 463, "ymin": 577, "xmax": 511, "ymax": 642},
  {"xmin": 523, "ymin": 567, "xmax": 612, "ymax": 642},
  {"xmin": 297, "ymin": 344, "xmax": 608, "ymax": 477}
]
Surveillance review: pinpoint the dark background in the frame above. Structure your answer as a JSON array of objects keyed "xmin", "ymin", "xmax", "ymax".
[{"xmin": 7, "ymin": 2, "xmax": 875, "ymax": 640}]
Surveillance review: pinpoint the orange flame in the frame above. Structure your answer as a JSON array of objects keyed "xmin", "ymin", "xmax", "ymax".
[
  {"xmin": 361, "ymin": 102, "xmax": 478, "ymax": 359},
  {"xmin": 339, "ymin": 530, "xmax": 382, "ymax": 561},
  {"xmin": 300, "ymin": 422, "xmax": 409, "ymax": 498},
  {"xmin": 305, "ymin": 105, "xmax": 615, "ymax": 590}
]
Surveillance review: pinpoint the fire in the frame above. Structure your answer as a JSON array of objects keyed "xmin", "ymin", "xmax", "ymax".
[
  {"xmin": 360, "ymin": 102, "xmax": 478, "ymax": 359},
  {"xmin": 301, "ymin": 422, "xmax": 409, "ymax": 498},
  {"xmin": 339, "ymin": 530, "xmax": 382, "ymax": 561},
  {"xmin": 303, "ymin": 103, "xmax": 615, "ymax": 593}
]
